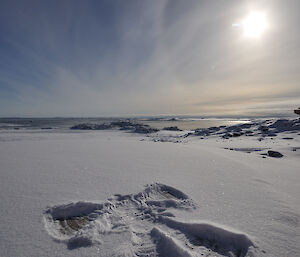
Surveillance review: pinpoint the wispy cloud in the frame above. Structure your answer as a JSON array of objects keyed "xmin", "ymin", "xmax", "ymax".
[{"xmin": 0, "ymin": 0, "xmax": 299, "ymax": 116}]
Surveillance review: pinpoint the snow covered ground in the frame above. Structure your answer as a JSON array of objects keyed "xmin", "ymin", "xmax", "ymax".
[{"xmin": 0, "ymin": 118, "xmax": 299, "ymax": 256}]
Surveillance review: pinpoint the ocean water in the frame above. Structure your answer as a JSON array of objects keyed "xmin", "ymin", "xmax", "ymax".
[{"xmin": 0, "ymin": 117, "xmax": 250, "ymax": 131}]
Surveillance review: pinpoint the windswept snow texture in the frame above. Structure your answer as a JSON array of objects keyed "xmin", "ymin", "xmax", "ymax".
[{"xmin": 44, "ymin": 183, "xmax": 257, "ymax": 256}]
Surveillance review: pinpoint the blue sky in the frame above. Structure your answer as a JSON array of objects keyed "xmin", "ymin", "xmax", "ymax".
[{"xmin": 0, "ymin": 0, "xmax": 300, "ymax": 117}]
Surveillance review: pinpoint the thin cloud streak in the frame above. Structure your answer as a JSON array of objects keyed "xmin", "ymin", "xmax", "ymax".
[{"xmin": 0, "ymin": 0, "xmax": 299, "ymax": 117}]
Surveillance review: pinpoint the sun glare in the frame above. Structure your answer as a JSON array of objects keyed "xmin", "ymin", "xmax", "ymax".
[{"xmin": 242, "ymin": 11, "xmax": 268, "ymax": 38}]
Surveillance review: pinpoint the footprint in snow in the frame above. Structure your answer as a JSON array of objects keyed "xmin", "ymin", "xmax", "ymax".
[{"xmin": 43, "ymin": 183, "xmax": 258, "ymax": 256}]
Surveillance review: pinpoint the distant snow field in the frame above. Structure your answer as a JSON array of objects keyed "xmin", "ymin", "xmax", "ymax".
[{"xmin": 0, "ymin": 118, "xmax": 299, "ymax": 256}]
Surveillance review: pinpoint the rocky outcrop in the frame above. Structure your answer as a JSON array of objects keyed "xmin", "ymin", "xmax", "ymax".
[
  {"xmin": 71, "ymin": 123, "xmax": 112, "ymax": 130},
  {"xmin": 163, "ymin": 126, "xmax": 182, "ymax": 131},
  {"xmin": 267, "ymin": 150, "xmax": 283, "ymax": 158},
  {"xmin": 70, "ymin": 120, "xmax": 159, "ymax": 134}
]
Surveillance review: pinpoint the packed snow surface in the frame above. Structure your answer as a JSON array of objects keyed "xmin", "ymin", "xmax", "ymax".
[
  {"xmin": 0, "ymin": 118, "xmax": 299, "ymax": 256},
  {"xmin": 44, "ymin": 183, "xmax": 255, "ymax": 256}
]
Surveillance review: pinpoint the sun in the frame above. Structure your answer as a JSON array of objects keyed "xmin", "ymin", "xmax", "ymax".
[{"xmin": 242, "ymin": 11, "xmax": 268, "ymax": 38}]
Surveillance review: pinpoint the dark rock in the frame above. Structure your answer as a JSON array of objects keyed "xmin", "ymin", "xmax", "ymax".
[
  {"xmin": 225, "ymin": 126, "xmax": 242, "ymax": 132},
  {"xmin": 70, "ymin": 120, "xmax": 159, "ymax": 134},
  {"xmin": 269, "ymin": 119, "xmax": 300, "ymax": 132},
  {"xmin": 259, "ymin": 126, "xmax": 269, "ymax": 132},
  {"xmin": 221, "ymin": 133, "xmax": 233, "ymax": 139},
  {"xmin": 110, "ymin": 121, "xmax": 135, "ymax": 127},
  {"xmin": 208, "ymin": 126, "xmax": 220, "ymax": 131},
  {"xmin": 266, "ymin": 133, "xmax": 277, "ymax": 137},
  {"xmin": 267, "ymin": 150, "xmax": 283, "ymax": 158},
  {"xmin": 133, "ymin": 126, "xmax": 159, "ymax": 134},
  {"xmin": 70, "ymin": 123, "xmax": 94, "ymax": 130},
  {"xmin": 239, "ymin": 123, "xmax": 252, "ymax": 129},
  {"xmin": 194, "ymin": 129, "xmax": 211, "ymax": 136},
  {"xmin": 162, "ymin": 126, "xmax": 182, "ymax": 131}
]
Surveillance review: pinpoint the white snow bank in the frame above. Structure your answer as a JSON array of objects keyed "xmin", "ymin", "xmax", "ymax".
[
  {"xmin": 151, "ymin": 227, "xmax": 193, "ymax": 257},
  {"xmin": 159, "ymin": 216, "xmax": 255, "ymax": 256},
  {"xmin": 45, "ymin": 201, "xmax": 103, "ymax": 220}
]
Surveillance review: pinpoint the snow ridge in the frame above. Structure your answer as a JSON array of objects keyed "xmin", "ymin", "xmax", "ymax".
[{"xmin": 43, "ymin": 183, "xmax": 257, "ymax": 256}]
